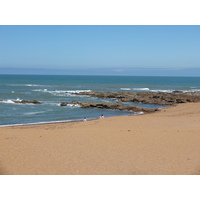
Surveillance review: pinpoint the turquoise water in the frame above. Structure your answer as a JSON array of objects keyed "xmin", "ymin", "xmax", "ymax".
[{"xmin": 0, "ymin": 75, "xmax": 200, "ymax": 126}]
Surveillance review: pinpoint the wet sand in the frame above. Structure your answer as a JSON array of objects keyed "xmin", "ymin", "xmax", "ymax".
[{"xmin": 0, "ymin": 102, "xmax": 200, "ymax": 175}]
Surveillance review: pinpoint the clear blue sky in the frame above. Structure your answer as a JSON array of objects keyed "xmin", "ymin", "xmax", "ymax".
[{"xmin": 0, "ymin": 25, "xmax": 200, "ymax": 76}]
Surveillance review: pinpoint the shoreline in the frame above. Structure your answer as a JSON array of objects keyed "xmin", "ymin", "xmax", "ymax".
[
  {"xmin": 0, "ymin": 110, "xmax": 146, "ymax": 128},
  {"xmin": 0, "ymin": 119, "xmax": 83, "ymax": 128},
  {"xmin": 0, "ymin": 113, "xmax": 145, "ymax": 128},
  {"xmin": 1, "ymin": 102, "xmax": 200, "ymax": 175}
]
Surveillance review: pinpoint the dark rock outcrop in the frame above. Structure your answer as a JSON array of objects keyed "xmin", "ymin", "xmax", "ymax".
[
  {"xmin": 61, "ymin": 100, "xmax": 158, "ymax": 113},
  {"xmin": 60, "ymin": 102, "xmax": 68, "ymax": 106},
  {"xmin": 81, "ymin": 101, "xmax": 124, "ymax": 110},
  {"xmin": 13, "ymin": 100, "xmax": 43, "ymax": 104},
  {"xmin": 72, "ymin": 91, "xmax": 200, "ymax": 105},
  {"xmin": 70, "ymin": 100, "xmax": 80, "ymax": 104}
]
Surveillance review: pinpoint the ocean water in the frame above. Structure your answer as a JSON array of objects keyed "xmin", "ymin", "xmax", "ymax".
[{"xmin": 0, "ymin": 75, "xmax": 200, "ymax": 127}]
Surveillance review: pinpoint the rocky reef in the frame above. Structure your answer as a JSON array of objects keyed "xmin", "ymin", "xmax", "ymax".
[
  {"xmin": 60, "ymin": 100, "xmax": 158, "ymax": 113},
  {"xmin": 72, "ymin": 91, "xmax": 200, "ymax": 106},
  {"xmin": 2, "ymin": 90, "xmax": 200, "ymax": 114},
  {"xmin": 59, "ymin": 90, "xmax": 200, "ymax": 113}
]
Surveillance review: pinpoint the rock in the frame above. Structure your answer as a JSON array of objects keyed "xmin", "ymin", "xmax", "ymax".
[
  {"xmin": 121, "ymin": 98, "xmax": 132, "ymax": 102},
  {"xmin": 60, "ymin": 102, "xmax": 68, "ymax": 106},
  {"xmin": 173, "ymin": 91, "xmax": 183, "ymax": 93},
  {"xmin": 13, "ymin": 100, "xmax": 43, "ymax": 104},
  {"xmin": 81, "ymin": 101, "xmax": 96, "ymax": 108},
  {"xmin": 125, "ymin": 105, "xmax": 157, "ymax": 113},
  {"xmin": 70, "ymin": 100, "xmax": 80, "ymax": 104},
  {"xmin": 132, "ymin": 98, "xmax": 139, "ymax": 102},
  {"xmin": 176, "ymin": 99, "xmax": 186, "ymax": 103},
  {"xmin": 30, "ymin": 100, "xmax": 43, "ymax": 104},
  {"xmin": 152, "ymin": 95, "xmax": 160, "ymax": 98}
]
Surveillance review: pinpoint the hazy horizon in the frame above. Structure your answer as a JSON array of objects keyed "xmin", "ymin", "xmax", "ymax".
[{"xmin": 1, "ymin": 67, "xmax": 200, "ymax": 77}]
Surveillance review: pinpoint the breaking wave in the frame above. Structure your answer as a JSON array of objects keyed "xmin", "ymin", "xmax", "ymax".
[
  {"xmin": 67, "ymin": 104, "xmax": 81, "ymax": 108},
  {"xmin": 120, "ymin": 87, "xmax": 200, "ymax": 93},
  {"xmin": 121, "ymin": 87, "xmax": 150, "ymax": 91},
  {"xmin": 8, "ymin": 84, "xmax": 45, "ymax": 87},
  {"xmin": 120, "ymin": 88, "xmax": 131, "ymax": 91},
  {"xmin": 23, "ymin": 111, "xmax": 45, "ymax": 115},
  {"xmin": 65, "ymin": 90, "xmax": 91, "ymax": 93},
  {"xmin": 33, "ymin": 89, "xmax": 92, "ymax": 96},
  {"xmin": 0, "ymin": 98, "xmax": 22, "ymax": 104}
]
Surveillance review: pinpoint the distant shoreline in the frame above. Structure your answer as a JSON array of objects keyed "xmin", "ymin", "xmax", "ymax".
[{"xmin": 1, "ymin": 74, "xmax": 200, "ymax": 77}]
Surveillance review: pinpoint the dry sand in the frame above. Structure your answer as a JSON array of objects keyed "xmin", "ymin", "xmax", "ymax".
[{"xmin": 0, "ymin": 102, "xmax": 200, "ymax": 175}]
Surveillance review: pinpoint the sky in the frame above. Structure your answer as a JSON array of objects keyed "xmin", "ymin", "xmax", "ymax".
[{"xmin": 0, "ymin": 25, "xmax": 200, "ymax": 76}]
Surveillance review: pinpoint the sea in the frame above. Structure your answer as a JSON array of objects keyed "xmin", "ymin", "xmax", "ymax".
[{"xmin": 1, "ymin": 75, "xmax": 200, "ymax": 127}]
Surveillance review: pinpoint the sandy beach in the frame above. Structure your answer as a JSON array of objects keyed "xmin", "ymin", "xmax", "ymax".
[{"xmin": 0, "ymin": 102, "xmax": 200, "ymax": 175}]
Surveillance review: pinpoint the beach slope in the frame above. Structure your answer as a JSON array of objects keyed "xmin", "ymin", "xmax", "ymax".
[{"xmin": 0, "ymin": 102, "xmax": 200, "ymax": 175}]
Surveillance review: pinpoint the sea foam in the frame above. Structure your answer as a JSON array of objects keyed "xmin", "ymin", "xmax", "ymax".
[
  {"xmin": 121, "ymin": 87, "xmax": 150, "ymax": 91},
  {"xmin": 0, "ymin": 98, "xmax": 22, "ymax": 104}
]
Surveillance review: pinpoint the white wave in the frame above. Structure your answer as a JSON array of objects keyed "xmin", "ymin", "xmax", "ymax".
[
  {"xmin": 150, "ymin": 89, "xmax": 174, "ymax": 93},
  {"xmin": 121, "ymin": 88, "xmax": 131, "ymax": 90},
  {"xmin": 24, "ymin": 111, "xmax": 45, "ymax": 115},
  {"xmin": 0, "ymin": 98, "xmax": 23, "ymax": 104},
  {"xmin": 43, "ymin": 102, "xmax": 61, "ymax": 106},
  {"xmin": 135, "ymin": 111, "xmax": 144, "ymax": 115},
  {"xmin": 133, "ymin": 88, "xmax": 150, "ymax": 91},
  {"xmin": 48, "ymin": 90, "xmax": 66, "ymax": 93},
  {"xmin": 65, "ymin": 90, "xmax": 91, "ymax": 94},
  {"xmin": 33, "ymin": 89, "xmax": 48, "ymax": 92},
  {"xmin": 47, "ymin": 91, "xmax": 71, "ymax": 97},
  {"xmin": 150, "ymin": 88, "xmax": 200, "ymax": 93},
  {"xmin": 25, "ymin": 84, "xmax": 39, "ymax": 87},
  {"xmin": 183, "ymin": 89, "xmax": 200, "ymax": 92},
  {"xmin": 122, "ymin": 87, "xmax": 200, "ymax": 93},
  {"xmin": 34, "ymin": 89, "xmax": 91, "ymax": 93},
  {"xmin": 121, "ymin": 88, "xmax": 150, "ymax": 91},
  {"xmin": 33, "ymin": 89, "xmax": 92, "ymax": 96},
  {"xmin": 1, "ymin": 99, "xmax": 15, "ymax": 104},
  {"xmin": 67, "ymin": 104, "xmax": 81, "ymax": 107},
  {"xmin": 8, "ymin": 84, "xmax": 43, "ymax": 87},
  {"xmin": 49, "ymin": 90, "xmax": 75, "ymax": 96}
]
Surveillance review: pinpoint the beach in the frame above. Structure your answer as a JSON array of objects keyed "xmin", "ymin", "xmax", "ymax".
[{"xmin": 0, "ymin": 102, "xmax": 200, "ymax": 175}]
